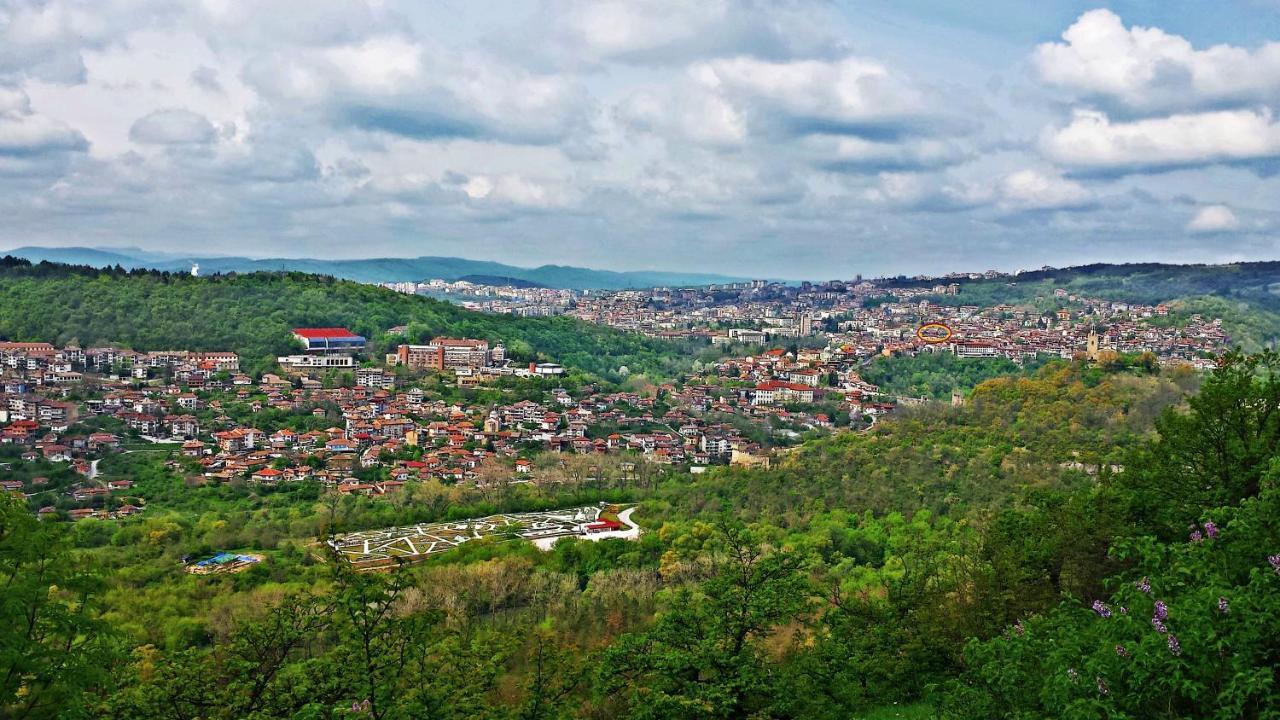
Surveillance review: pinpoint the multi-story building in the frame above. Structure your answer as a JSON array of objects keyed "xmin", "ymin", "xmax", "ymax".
[
  {"xmin": 389, "ymin": 338, "xmax": 503, "ymax": 371},
  {"xmin": 292, "ymin": 328, "xmax": 366, "ymax": 354}
]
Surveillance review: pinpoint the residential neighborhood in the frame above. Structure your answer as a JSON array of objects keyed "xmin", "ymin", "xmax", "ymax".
[{"xmin": 1, "ymin": 271, "xmax": 1233, "ymax": 525}]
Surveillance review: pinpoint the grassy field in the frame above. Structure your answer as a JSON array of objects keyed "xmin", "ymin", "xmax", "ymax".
[{"xmin": 121, "ymin": 441, "xmax": 183, "ymax": 452}]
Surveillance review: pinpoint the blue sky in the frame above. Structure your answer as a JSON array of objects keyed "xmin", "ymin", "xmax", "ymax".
[{"xmin": 2, "ymin": 1, "xmax": 1280, "ymax": 279}]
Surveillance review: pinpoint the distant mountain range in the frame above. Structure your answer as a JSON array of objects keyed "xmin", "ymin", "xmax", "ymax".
[{"xmin": 0, "ymin": 246, "xmax": 748, "ymax": 290}]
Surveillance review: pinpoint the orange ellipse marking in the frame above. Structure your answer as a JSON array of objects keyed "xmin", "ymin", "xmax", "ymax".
[{"xmin": 917, "ymin": 322, "xmax": 953, "ymax": 344}]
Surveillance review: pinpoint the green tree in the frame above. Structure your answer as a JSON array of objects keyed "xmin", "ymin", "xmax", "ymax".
[
  {"xmin": 1121, "ymin": 350, "xmax": 1280, "ymax": 535},
  {"xmin": 945, "ymin": 483, "xmax": 1280, "ymax": 719},
  {"xmin": 601, "ymin": 522, "xmax": 811, "ymax": 719},
  {"xmin": 0, "ymin": 494, "xmax": 116, "ymax": 719}
]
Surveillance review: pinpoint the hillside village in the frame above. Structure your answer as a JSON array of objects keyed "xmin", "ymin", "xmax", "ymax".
[
  {"xmin": 384, "ymin": 275, "xmax": 1229, "ymax": 365},
  {"xmin": 2, "ymin": 272, "xmax": 1232, "ymax": 523},
  {"xmin": 1, "ymin": 330, "xmax": 864, "ymax": 522}
]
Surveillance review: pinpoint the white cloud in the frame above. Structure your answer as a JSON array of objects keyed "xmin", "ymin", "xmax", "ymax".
[
  {"xmin": 1040, "ymin": 108, "xmax": 1280, "ymax": 171},
  {"xmin": 193, "ymin": 0, "xmax": 401, "ymax": 49},
  {"xmin": 1187, "ymin": 205, "xmax": 1239, "ymax": 233},
  {"xmin": 812, "ymin": 135, "xmax": 969, "ymax": 173},
  {"xmin": 0, "ymin": 86, "xmax": 86, "ymax": 155},
  {"xmin": 861, "ymin": 172, "xmax": 990, "ymax": 212},
  {"xmin": 1035, "ymin": 9, "xmax": 1280, "ymax": 113},
  {"xmin": 998, "ymin": 169, "xmax": 1093, "ymax": 210},
  {"xmin": 0, "ymin": 0, "xmax": 107, "ymax": 83},
  {"xmin": 619, "ymin": 86, "xmax": 747, "ymax": 147},
  {"xmin": 468, "ymin": 174, "xmax": 575, "ymax": 208},
  {"xmin": 129, "ymin": 108, "xmax": 217, "ymax": 145},
  {"xmin": 618, "ymin": 53, "xmax": 958, "ymax": 161},
  {"xmin": 863, "ymin": 168, "xmax": 1094, "ymax": 213},
  {"xmin": 529, "ymin": 0, "xmax": 845, "ymax": 66},
  {"xmin": 0, "ymin": 0, "xmax": 181, "ymax": 84},
  {"xmin": 549, "ymin": 0, "xmax": 727, "ymax": 59},
  {"xmin": 691, "ymin": 56, "xmax": 930, "ymax": 135},
  {"xmin": 242, "ymin": 37, "xmax": 590, "ymax": 144}
]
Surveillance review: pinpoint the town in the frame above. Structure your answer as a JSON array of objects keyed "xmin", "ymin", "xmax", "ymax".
[
  {"xmin": 3, "ymin": 271, "xmax": 1230, "ymax": 524},
  {"xmin": 382, "ymin": 272, "xmax": 1228, "ymax": 365}
]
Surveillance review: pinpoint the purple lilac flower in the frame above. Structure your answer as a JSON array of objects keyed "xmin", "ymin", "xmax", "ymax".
[
  {"xmin": 1154, "ymin": 601, "xmax": 1169, "ymax": 621},
  {"xmin": 1218, "ymin": 597, "xmax": 1229, "ymax": 614},
  {"xmin": 1204, "ymin": 521, "xmax": 1218, "ymax": 539},
  {"xmin": 1097, "ymin": 677, "xmax": 1109, "ymax": 696},
  {"xmin": 1190, "ymin": 530, "xmax": 1203, "ymax": 543},
  {"xmin": 1115, "ymin": 644, "xmax": 1130, "ymax": 658},
  {"xmin": 1269, "ymin": 555, "xmax": 1280, "ymax": 576},
  {"xmin": 1152, "ymin": 618, "xmax": 1167, "ymax": 634},
  {"xmin": 1092, "ymin": 600, "xmax": 1112, "ymax": 618},
  {"xmin": 1168, "ymin": 634, "xmax": 1182, "ymax": 656},
  {"xmin": 1136, "ymin": 576, "xmax": 1151, "ymax": 593}
]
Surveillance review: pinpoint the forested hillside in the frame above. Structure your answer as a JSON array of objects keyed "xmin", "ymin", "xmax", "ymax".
[
  {"xmin": 0, "ymin": 257, "xmax": 696, "ymax": 379},
  {"xmin": 9, "ymin": 355, "xmax": 1278, "ymax": 718},
  {"xmin": 750, "ymin": 361, "xmax": 1195, "ymax": 516}
]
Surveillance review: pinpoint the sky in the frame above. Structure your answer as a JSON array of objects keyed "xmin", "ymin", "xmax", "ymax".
[{"xmin": 3, "ymin": 1, "xmax": 1280, "ymax": 279}]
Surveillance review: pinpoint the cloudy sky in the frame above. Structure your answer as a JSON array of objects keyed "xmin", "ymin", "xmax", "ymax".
[{"xmin": 3, "ymin": 0, "xmax": 1280, "ymax": 279}]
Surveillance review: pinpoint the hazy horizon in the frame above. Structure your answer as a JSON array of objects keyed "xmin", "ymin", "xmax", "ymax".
[{"xmin": 10, "ymin": 241, "xmax": 1280, "ymax": 286}]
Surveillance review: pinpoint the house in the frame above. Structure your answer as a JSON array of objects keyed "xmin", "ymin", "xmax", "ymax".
[
  {"xmin": 88, "ymin": 433, "xmax": 121, "ymax": 450},
  {"xmin": 71, "ymin": 486, "xmax": 111, "ymax": 502},
  {"xmin": 166, "ymin": 415, "xmax": 200, "ymax": 438},
  {"xmin": 251, "ymin": 468, "xmax": 284, "ymax": 484},
  {"xmin": 270, "ymin": 429, "xmax": 298, "ymax": 447},
  {"xmin": 325, "ymin": 438, "xmax": 355, "ymax": 453},
  {"xmin": 41, "ymin": 444, "xmax": 71, "ymax": 462},
  {"xmin": 335, "ymin": 481, "xmax": 379, "ymax": 496}
]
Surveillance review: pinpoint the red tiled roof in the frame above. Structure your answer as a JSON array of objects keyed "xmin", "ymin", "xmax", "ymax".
[{"xmin": 293, "ymin": 327, "xmax": 361, "ymax": 339}]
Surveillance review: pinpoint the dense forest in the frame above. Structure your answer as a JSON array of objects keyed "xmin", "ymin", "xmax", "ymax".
[
  {"xmin": 861, "ymin": 351, "xmax": 1052, "ymax": 400},
  {"xmin": 0, "ymin": 257, "xmax": 701, "ymax": 379},
  {"xmin": 6, "ymin": 354, "xmax": 1278, "ymax": 718}
]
